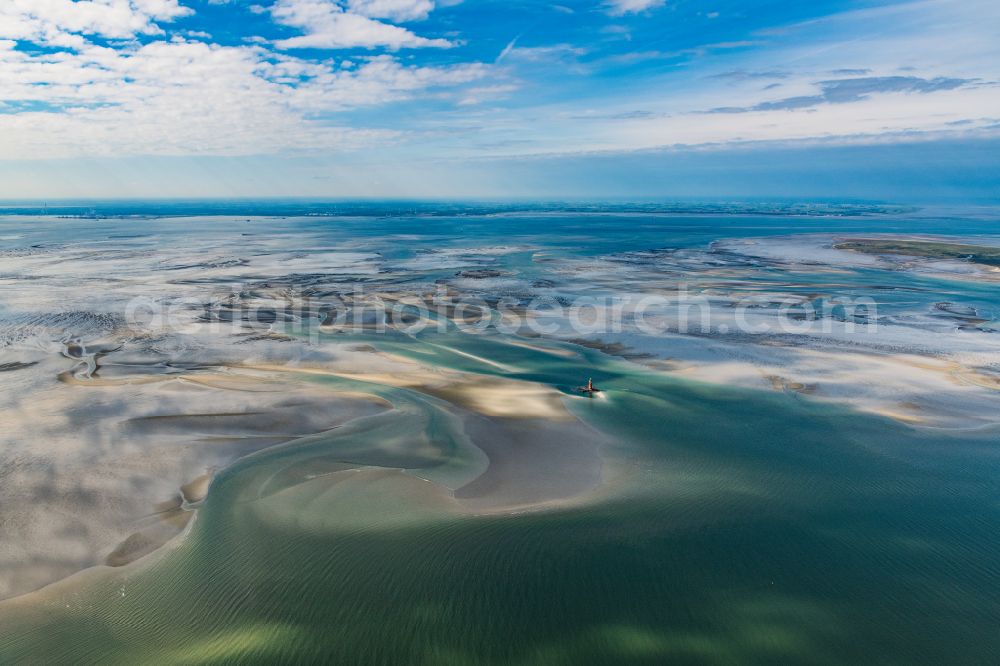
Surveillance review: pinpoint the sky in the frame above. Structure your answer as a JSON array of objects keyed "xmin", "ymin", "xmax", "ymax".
[{"xmin": 0, "ymin": 0, "xmax": 997, "ymax": 200}]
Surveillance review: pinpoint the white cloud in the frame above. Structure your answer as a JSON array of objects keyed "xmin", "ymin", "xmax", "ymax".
[
  {"xmin": 496, "ymin": 43, "xmax": 589, "ymax": 74},
  {"xmin": 271, "ymin": 0, "xmax": 450, "ymax": 50},
  {"xmin": 1, "ymin": 0, "xmax": 993, "ymax": 169},
  {"xmin": 499, "ymin": 44, "xmax": 587, "ymax": 62},
  {"xmin": 494, "ymin": 36, "xmax": 518, "ymax": 63},
  {"xmin": 457, "ymin": 83, "xmax": 518, "ymax": 106},
  {"xmin": 0, "ymin": 0, "xmax": 192, "ymax": 48},
  {"xmin": 347, "ymin": 0, "xmax": 435, "ymax": 22},
  {"xmin": 604, "ymin": 87, "xmax": 1000, "ymax": 151},
  {"xmin": 0, "ymin": 39, "xmax": 487, "ymax": 158},
  {"xmin": 446, "ymin": 0, "xmax": 1000, "ymax": 159},
  {"xmin": 605, "ymin": 0, "xmax": 665, "ymax": 16}
]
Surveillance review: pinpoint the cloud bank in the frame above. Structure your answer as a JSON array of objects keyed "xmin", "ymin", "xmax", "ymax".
[
  {"xmin": 271, "ymin": 0, "xmax": 451, "ymax": 49},
  {"xmin": 0, "ymin": 0, "xmax": 996, "ymax": 179}
]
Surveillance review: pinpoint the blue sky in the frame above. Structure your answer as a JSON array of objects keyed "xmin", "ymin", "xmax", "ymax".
[{"xmin": 0, "ymin": 0, "xmax": 997, "ymax": 199}]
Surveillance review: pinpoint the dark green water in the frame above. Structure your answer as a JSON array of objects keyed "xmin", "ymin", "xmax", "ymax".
[{"xmin": 2, "ymin": 328, "xmax": 999, "ymax": 664}]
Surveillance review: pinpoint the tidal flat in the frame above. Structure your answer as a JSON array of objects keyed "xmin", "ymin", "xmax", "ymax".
[
  {"xmin": 0, "ymin": 203, "xmax": 999, "ymax": 663},
  {"xmin": 835, "ymin": 238, "xmax": 1000, "ymax": 267}
]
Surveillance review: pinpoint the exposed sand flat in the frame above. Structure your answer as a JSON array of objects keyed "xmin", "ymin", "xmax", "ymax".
[
  {"xmin": 0, "ymin": 370, "xmax": 387, "ymax": 600},
  {"xmin": 835, "ymin": 238, "xmax": 1000, "ymax": 267},
  {"xmin": 499, "ymin": 337, "xmax": 582, "ymax": 359},
  {"xmin": 104, "ymin": 508, "xmax": 194, "ymax": 568},
  {"xmin": 5, "ymin": 214, "xmax": 1000, "ymax": 629},
  {"xmin": 453, "ymin": 413, "xmax": 604, "ymax": 512},
  {"xmin": 510, "ymin": 233, "xmax": 1000, "ymax": 430},
  {"xmin": 246, "ymin": 355, "xmax": 606, "ymax": 511},
  {"xmin": 180, "ymin": 473, "xmax": 213, "ymax": 504},
  {"xmin": 252, "ymin": 356, "xmax": 576, "ymax": 422},
  {"xmin": 716, "ymin": 234, "xmax": 1000, "ymax": 283},
  {"xmin": 555, "ymin": 323, "xmax": 1000, "ymax": 429},
  {"xmin": 866, "ymin": 405, "xmax": 927, "ymax": 425},
  {"xmin": 424, "ymin": 378, "xmax": 573, "ymax": 421},
  {"xmin": 423, "ymin": 342, "xmax": 519, "ymax": 372},
  {"xmin": 647, "ymin": 343, "xmax": 1000, "ymax": 429}
]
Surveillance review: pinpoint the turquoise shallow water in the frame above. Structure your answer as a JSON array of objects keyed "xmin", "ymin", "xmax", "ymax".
[
  {"xmin": 2, "ymin": 329, "xmax": 1000, "ymax": 663},
  {"xmin": 1, "ymin": 204, "xmax": 999, "ymax": 663}
]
